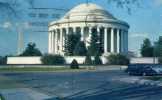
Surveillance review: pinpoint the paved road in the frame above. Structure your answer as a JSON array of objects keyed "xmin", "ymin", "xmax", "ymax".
[{"xmin": 0, "ymin": 70, "xmax": 162, "ymax": 100}]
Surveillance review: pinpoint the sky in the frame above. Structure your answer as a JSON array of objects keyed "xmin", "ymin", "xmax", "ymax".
[{"xmin": 0, "ymin": 0, "xmax": 162, "ymax": 56}]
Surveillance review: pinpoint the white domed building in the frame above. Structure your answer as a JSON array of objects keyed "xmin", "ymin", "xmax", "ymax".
[{"xmin": 48, "ymin": 3, "xmax": 129, "ymax": 56}]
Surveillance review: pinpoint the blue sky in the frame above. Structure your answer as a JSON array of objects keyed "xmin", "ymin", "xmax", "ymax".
[{"xmin": 0, "ymin": 0, "xmax": 162, "ymax": 56}]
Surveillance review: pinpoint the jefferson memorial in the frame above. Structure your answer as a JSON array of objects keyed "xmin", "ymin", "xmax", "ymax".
[{"xmin": 48, "ymin": 3, "xmax": 129, "ymax": 55}]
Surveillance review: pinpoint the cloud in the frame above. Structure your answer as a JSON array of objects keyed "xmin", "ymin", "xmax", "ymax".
[
  {"xmin": 0, "ymin": 21, "xmax": 12, "ymax": 29},
  {"xmin": 3, "ymin": 22, "xmax": 12, "ymax": 29},
  {"xmin": 129, "ymin": 33, "xmax": 149, "ymax": 38},
  {"xmin": 24, "ymin": 22, "xmax": 31, "ymax": 29},
  {"xmin": 15, "ymin": 22, "xmax": 31, "ymax": 30}
]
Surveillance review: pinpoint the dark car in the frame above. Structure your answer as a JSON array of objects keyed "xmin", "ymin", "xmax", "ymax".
[{"xmin": 126, "ymin": 64, "xmax": 162, "ymax": 76}]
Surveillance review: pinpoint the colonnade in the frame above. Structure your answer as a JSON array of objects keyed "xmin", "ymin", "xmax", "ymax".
[{"xmin": 48, "ymin": 26, "xmax": 128, "ymax": 55}]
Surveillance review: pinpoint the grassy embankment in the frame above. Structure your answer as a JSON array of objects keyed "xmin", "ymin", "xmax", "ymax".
[
  {"xmin": 0, "ymin": 66, "xmax": 95, "ymax": 72},
  {"xmin": 144, "ymin": 76, "xmax": 162, "ymax": 81}
]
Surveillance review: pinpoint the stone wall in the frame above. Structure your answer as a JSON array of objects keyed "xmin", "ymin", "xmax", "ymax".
[
  {"xmin": 7, "ymin": 56, "xmax": 108, "ymax": 65},
  {"xmin": 7, "ymin": 57, "xmax": 42, "ymax": 65},
  {"xmin": 7, "ymin": 56, "xmax": 159, "ymax": 65},
  {"xmin": 130, "ymin": 57, "xmax": 159, "ymax": 64}
]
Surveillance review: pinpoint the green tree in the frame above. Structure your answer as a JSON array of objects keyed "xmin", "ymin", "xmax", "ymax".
[
  {"xmin": 154, "ymin": 36, "xmax": 162, "ymax": 57},
  {"xmin": 73, "ymin": 41, "xmax": 87, "ymax": 56},
  {"xmin": 41, "ymin": 54, "xmax": 65, "ymax": 65},
  {"xmin": 94, "ymin": 54, "xmax": 103, "ymax": 65},
  {"xmin": 0, "ymin": 93, "xmax": 5, "ymax": 100},
  {"xmin": 20, "ymin": 42, "xmax": 42, "ymax": 56},
  {"xmin": 64, "ymin": 34, "xmax": 81, "ymax": 56},
  {"xmin": 0, "ymin": 56, "xmax": 7, "ymax": 65},
  {"xmin": 84, "ymin": 54, "xmax": 93, "ymax": 65},
  {"xmin": 140, "ymin": 38, "xmax": 153, "ymax": 57},
  {"xmin": 88, "ymin": 28, "xmax": 101, "ymax": 56},
  {"xmin": 159, "ymin": 57, "xmax": 162, "ymax": 64},
  {"xmin": 70, "ymin": 59, "xmax": 79, "ymax": 69}
]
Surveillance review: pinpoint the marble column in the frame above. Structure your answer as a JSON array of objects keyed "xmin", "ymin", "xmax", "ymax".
[
  {"xmin": 117, "ymin": 29, "xmax": 120, "ymax": 53},
  {"xmin": 111, "ymin": 28, "xmax": 114, "ymax": 53},
  {"xmin": 85, "ymin": 27, "xmax": 92, "ymax": 47},
  {"xmin": 73, "ymin": 27, "xmax": 76, "ymax": 34},
  {"xmin": 53, "ymin": 31, "xmax": 56, "ymax": 53},
  {"xmin": 48, "ymin": 31, "xmax": 52, "ymax": 53},
  {"xmin": 89, "ymin": 27, "xmax": 92, "ymax": 40},
  {"xmin": 104, "ymin": 27, "xmax": 108, "ymax": 53},
  {"xmin": 126, "ymin": 31, "xmax": 128, "ymax": 53},
  {"xmin": 123, "ymin": 30, "xmax": 126, "ymax": 53},
  {"xmin": 97, "ymin": 27, "xmax": 100, "ymax": 36},
  {"xmin": 51, "ymin": 31, "xmax": 54, "ymax": 53},
  {"xmin": 67, "ymin": 28, "xmax": 69, "ymax": 35},
  {"xmin": 89, "ymin": 27, "xmax": 92, "ymax": 34},
  {"xmin": 123, "ymin": 30, "xmax": 128, "ymax": 53},
  {"xmin": 120, "ymin": 30, "xmax": 124, "ymax": 53},
  {"xmin": 62, "ymin": 29, "xmax": 66, "ymax": 53},
  {"xmin": 53, "ymin": 30, "xmax": 55, "ymax": 54},
  {"xmin": 81, "ymin": 27, "xmax": 84, "ymax": 41},
  {"xmin": 55, "ymin": 29, "xmax": 58, "ymax": 54},
  {"xmin": 60, "ymin": 28, "xmax": 63, "ymax": 54}
]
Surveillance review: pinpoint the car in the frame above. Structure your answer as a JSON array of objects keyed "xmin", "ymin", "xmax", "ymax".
[{"xmin": 126, "ymin": 64, "xmax": 162, "ymax": 76}]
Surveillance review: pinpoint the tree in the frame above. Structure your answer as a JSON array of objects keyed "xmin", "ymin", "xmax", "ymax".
[
  {"xmin": 20, "ymin": 42, "xmax": 42, "ymax": 56},
  {"xmin": 88, "ymin": 28, "xmax": 101, "ymax": 56},
  {"xmin": 73, "ymin": 41, "xmax": 87, "ymax": 56},
  {"xmin": 0, "ymin": 56, "xmax": 7, "ymax": 65},
  {"xmin": 159, "ymin": 57, "xmax": 162, "ymax": 64},
  {"xmin": 41, "ymin": 54, "xmax": 65, "ymax": 65},
  {"xmin": 107, "ymin": 54, "xmax": 130, "ymax": 65},
  {"xmin": 94, "ymin": 54, "xmax": 103, "ymax": 65},
  {"xmin": 140, "ymin": 38, "xmax": 153, "ymax": 57},
  {"xmin": 70, "ymin": 59, "xmax": 79, "ymax": 69},
  {"xmin": 0, "ymin": 93, "xmax": 5, "ymax": 100},
  {"xmin": 84, "ymin": 54, "xmax": 93, "ymax": 65},
  {"xmin": 64, "ymin": 34, "xmax": 81, "ymax": 56},
  {"xmin": 154, "ymin": 36, "xmax": 162, "ymax": 57}
]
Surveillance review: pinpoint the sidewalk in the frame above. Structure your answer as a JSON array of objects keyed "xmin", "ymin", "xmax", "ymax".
[
  {"xmin": 114, "ymin": 76, "xmax": 162, "ymax": 87},
  {"xmin": 0, "ymin": 88, "xmax": 57, "ymax": 100}
]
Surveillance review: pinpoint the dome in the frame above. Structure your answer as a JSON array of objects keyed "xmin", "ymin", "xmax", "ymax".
[
  {"xmin": 55, "ymin": 3, "xmax": 118, "ymax": 23},
  {"xmin": 50, "ymin": 3, "xmax": 129, "ymax": 28},
  {"xmin": 48, "ymin": 3, "xmax": 129, "ymax": 56}
]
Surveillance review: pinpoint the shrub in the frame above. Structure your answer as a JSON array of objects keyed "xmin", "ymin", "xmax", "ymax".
[
  {"xmin": 0, "ymin": 94, "xmax": 5, "ymax": 100},
  {"xmin": 107, "ymin": 54, "xmax": 129, "ymax": 65},
  {"xmin": 20, "ymin": 43, "xmax": 42, "ymax": 56},
  {"xmin": 159, "ymin": 57, "xmax": 162, "ymax": 64},
  {"xmin": 41, "ymin": 54, "xmax": 65, "ymax": 65},
  {"xmin": 0, "ymin": 56, "xmax": 7, "ymax": 65},
  {"xmin": 84, "ymin": 54, "xmax": 93, "ymax": 65},
  {"xmin": 93, "ymin": 54, "xmax": 103, "ymax": 65},
  {"xmin": 70, "ymin": 59, "xmax": 79, "ymax": 69}
]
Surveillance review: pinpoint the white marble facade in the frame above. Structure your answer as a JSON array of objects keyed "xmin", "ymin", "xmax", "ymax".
[{"xmin": 48, "ymin": 3, "xmax": 129, "ymax": 55}]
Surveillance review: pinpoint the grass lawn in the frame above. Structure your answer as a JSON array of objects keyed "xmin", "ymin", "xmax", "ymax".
[
  {"xmin": 144, "ymin": 76, "xmax": 162, "ymax": 81},
  {"xmin": 0, "ymin": 94, "xmax": 5, "ymax": 100},
  {"xmin": 0, "ymin": 75, "xmax": 26, "ymax": 89},
  {"xmin": 0, "ymin": 67, "xmax": 95, "ymax": 72}
]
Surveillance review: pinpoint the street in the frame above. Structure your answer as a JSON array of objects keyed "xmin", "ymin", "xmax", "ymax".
[{"xmin": 0, "ymin": 70, "xmax": 162, "ymax": 100}]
